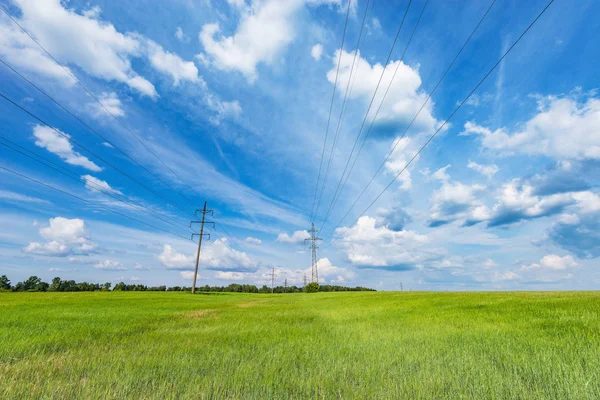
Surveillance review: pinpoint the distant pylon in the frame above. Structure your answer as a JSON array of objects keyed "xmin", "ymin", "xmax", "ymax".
[
  {"xmin": 271, "ymin": 267, "xmax": 275, "ymax": 293},
  {"xmin": 304, "ymin": 223, "xmax": 322, "ymax": 283},
  {"xmin": 190, "ymin": 201, "xmax": 214, "ymax": 294}
]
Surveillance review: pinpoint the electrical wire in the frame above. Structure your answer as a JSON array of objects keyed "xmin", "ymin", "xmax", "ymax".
[
  {"xmin": 325, "ymin": 0, "xmax": 555, "ymax": 246},
  {"xmin": 0, "ymin": 164, "xmax": 192, "ymax": 241},
  {"xmin": 0, "ymin": 5, "xmax": 198, "ymax": 206},
  {"xmin": 309, "ymin": 0, "xmax": 353, "ymax": 222}
]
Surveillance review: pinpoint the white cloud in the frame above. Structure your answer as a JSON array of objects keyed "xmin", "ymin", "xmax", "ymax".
[
  {"xmin": 205, "ymin": 96, "xmax": 243, "ymax": 125},
  {"xmin": 33, "ymin": 125, "xmax": 102, "ymax": 171},
  {"xmin": 311, "ymin": 257, "xmax": 353, "ymax": 283},
  {"xmin": 158, "ymin": 239, "xmax": 256, "ymax": 272},
  {"xmin": 429, "ymin": 178, "xmax": 486, "ymax": 227},
  {"xmin": 215, "ymin": 271, "xmax": 246, "ymax": 280},
  {"xmin": 467, "ymin": 160, "xmax": 499, "ymax": 178},
  {"xmin": 0, "ymin": 12, "xmax": 74, "ymax": 85},
  {"xmin": 134, "ymin": 263, "xmax": 151, "ymax": 270},
  {"xmin": 199, "ymin": 0, "xmax": 342, "ymax": 82},
  {"xmin": 572, "ymin": 191, "xmax": 600, "ymax": 214},
  {"xmin": 430, "ymin": 164, "xmax": 451, "ymax": 182},
  {"xmin": 493, "ymin": 271, "xmax": 518, "ymax": 281},
  {"xmin": 175, "ymin": 26, "xmax": 189, "ymax": 43},
  {"xmin": 328, "ymin": 49, "xmax": 438, "ymax": 134},
  {"xmin": 276, "ymin": 230, "xmax": 310, "ymax": 243},
  {"xmin": 157, "ymin": 244, "xmax": 195, "ymax": 269},
  {"xmin": 92, "ymin": 92, "xmax": 125, "ymax": 117},
  {"xmin": 145, "ymin": 39, "xmax": 201, "ymax": 86},
  {"xmin": 245, "ymin": 236, "xmax": 262, "ymax": 245},
  {"xmin": 6, "ymin": 0, "xmax": 157, "ymax": 97},
  {"xmin": 24, "ymin": 217, "xmax": 97, "ymax": 257},
  {"xmin": 3, "ymin": 0, "xmax": 205, "ymax": 98},
  {"xmin": 335, "ymin": 216, "xmax": 442, "ymax": 269},
  {"xmin": 311, "ymin": 43, "xmax": 323, "ymax": 61},
  {"xmin": 384, "ymin": 137, "xmax": 417, "ymax": 190},
  {"xmin": 180, "ymin": 271, "xmax": 195, "ymax": 280},
  {"xmin": 462, "ymin": 93, "xmax": 600, "ymax": 160},
  {"xmin": 82, "ymin": 175, "xmax": 122, "ymax": 195},
  {"xmin": 94, "ymin": 259, "xmax": 126, "ymax": 270},
  {"xmin": 0, "ymin": 189, "xmax": 49, "ymax": 204},
  {"xmin": 521, "ymin": 254, "xmax": 578, "ymax": 271}
]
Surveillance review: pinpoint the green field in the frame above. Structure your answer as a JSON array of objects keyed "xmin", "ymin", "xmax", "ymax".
[{"xmin": 1, "ymin": 291, "xmax": 599, "ymax": 399}]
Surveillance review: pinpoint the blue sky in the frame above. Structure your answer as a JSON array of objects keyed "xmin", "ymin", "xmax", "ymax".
[{"xmin": 0, "ymin": 0, "xmax": 598, "ymax": 290}]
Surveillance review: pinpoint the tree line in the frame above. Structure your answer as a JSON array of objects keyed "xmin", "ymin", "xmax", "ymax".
[{"xmin": 0, "ymin": 275, "xmax": 375, "ymax": 293}]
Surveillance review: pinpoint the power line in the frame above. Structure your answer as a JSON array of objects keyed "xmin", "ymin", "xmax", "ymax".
[
  {"xmin": 312, "ymin": 0, "xmax": 413, "ymax": 225},
  {"xmin": 0, "ymin": 135, "xmax": 190, "ymax": 233},
  {"xmin": 309, "ymin": 0, "xmax": 353, "ymax": 222},
  {"xmin": 0, "ymin": 57, "xmax": 199, "ymax": 206},
  {"xmin": 321, "ymin": 0, "xmax": 497, "ymax": 234},
  {"xmin": 321, "ymin": 0, "xmax": 498, "ymax": 234},
  {"xmin": 326, "ymin": 0, "xmax": 555, "ymax": 243},
  {"xmin": 319, "ymin": 0, "xmax": 429, "ymax": 232},
  {"xmin": 312, "ymin": 0, "xmax": 373, "ymax": 224},
  {"xmin": 0, "ymin": 163, "xmax": 191, "ymax": 241},
  {"xmin": 0, "ymin": 91, "xmax": 194, "ymax": 218},
  {"xmin": 0, "ymin": 5, "xmax": 197, "ymax": 205}
]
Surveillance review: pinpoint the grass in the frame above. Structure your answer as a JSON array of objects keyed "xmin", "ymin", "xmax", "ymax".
[{"xmin": 1, "ymin": 291, "xmax": 599, "ymax": 399}]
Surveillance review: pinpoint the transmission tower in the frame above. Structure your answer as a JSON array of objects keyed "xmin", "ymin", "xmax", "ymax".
[
  {"xmin": 284, "ymin": 278, "xmax": 288, "ymax": 293},
  {"xmin": 190, "ymin": 201, "xmax": 214, "ymax": 294},
  {"xmin": 304, "ymin": 223, "xmax": 322, "ymax": 283},
  {"xmin": 271, "ymin": 267, "xmax": 275, "ymax": 293},
  {"xmin": 303, "ymin": 273, "xmax": 308, "ymax": 287}
]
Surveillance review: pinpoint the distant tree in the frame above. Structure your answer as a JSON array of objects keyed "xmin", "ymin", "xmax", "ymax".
[
  {"xmin": 113, "ymin": 282, "xmax": 127, "ymax": 291},
  {"xmin": 304, "ymin": 282, "xmax": 319, "ymax": 293},
  {"xmin": 102, "ymin": 282, "xmax": 112, "ymax": 291},
  {"xmin": 49, "ymin": 277, "xmax": 62, "ymax": 292},
  {"xmin": 0, "ymin": 275, "xmax": 11, "ymax": 291}
]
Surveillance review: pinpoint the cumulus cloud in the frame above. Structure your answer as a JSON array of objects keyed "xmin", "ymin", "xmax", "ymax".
[
  {"xmin": 145, "ymin": 39, "xmax": 201, "ymax": 86},
  {"xmin": 158, "ymin": 238, "xmax": 257, "ymax": 272},
  {"xmin": 33, "ymin": 125, "xmax": 102, "ymax": 171},
  {"xmin": 467, "ymin": 160, "xmax": 499, "ymax": 178},
  {"xmin": 82, "ymin": 175, "xmax": 122, "ymax": 195},
  {"xmin": 3, "ymin": 0, "xmax": 157, "ymax": 97},
  {"xmin": 157, "ymin": 244, "xmax": 195, "ymax": 269},
  {"xmin": 215, "ymin": 271, "xmax": 246, "ymax": 280},
  {"xmin": 328, "ymin": 49, "xmax": 438, "ymax": 138},
  {"xmin": 199, "ymin": 0, "xmax": 344, "ymax": 82},
  {"xmin": 376, "ymin": 206, "xmax": 412, "ymax": 231},
  {"xmin": 483, "ymin": 181, "xmax": 575, "ymax": 227},
  {"xmin": 311, "ymin": 257, "xmax": 353, "ymax": 283},
  {"xmin": 546, "ymin": 208, "xmax": 600, "ymax": 259},
  {"xmin": 311, "ymin": 43, "xmax": 323, "ymax": 61},
  {"xmin": 2, "ymin": 0, "xmax": 204, "ymax": 98},
  {"xmin": 427, "ymin": 166, "xmax": 487, "ymax": 227},
  {"xmin": 94, "ymin": 259, "xmax": 126, "ymax": 270},
  {"xmin": 276, "ymin": 230, "xmax": 310, "ymax": 243},
  {"xmin": 335, "ymin": 216, "xmax": 443, "ymax": 270},
  {"xmin": 23, "ymin": 217, "xmax": 97, "ymax": 257},
  {"xmin": 90, "ymin": 92, "xmax": 125, "ymax": 117},
  {"xmin": 462, "ymin": 92, "xmax": 600, "ymax": 160},
  {"xmin": 245, "ymin": 237, "xmax": 262, "ymax": 245}
]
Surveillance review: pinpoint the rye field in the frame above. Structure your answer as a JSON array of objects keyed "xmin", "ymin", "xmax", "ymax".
[{"xmin": 1, "ymin": 291, "xmax": 599, "ymax": 399}]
